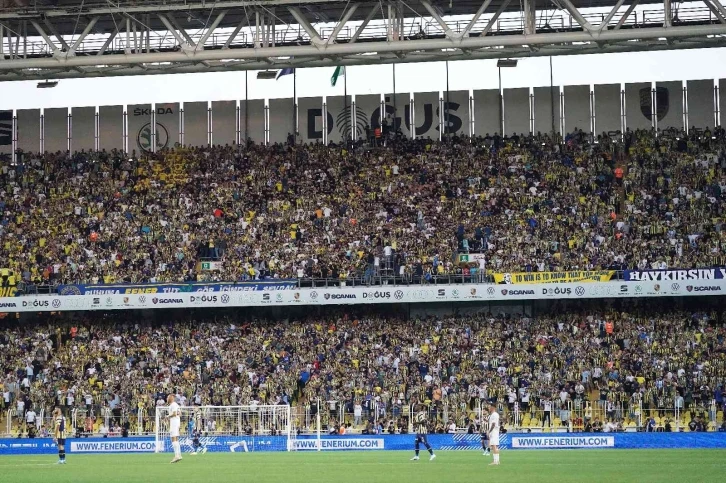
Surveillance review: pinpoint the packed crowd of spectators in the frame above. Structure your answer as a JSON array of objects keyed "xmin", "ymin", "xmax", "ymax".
[
  {"xmin": 1, "ymin": 126, "xmax": 726, "ymax": 287},
  {"xmin": 1, "ymin": 306, "xmax": 724, "ymax": 435}
]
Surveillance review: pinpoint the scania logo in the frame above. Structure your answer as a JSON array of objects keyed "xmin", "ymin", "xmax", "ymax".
[
  {"xmin": 0, "ymin": 302, "xmax": 17, "ymax": 308},
  {"xmin": 152, "ymin": 297, "xmax": 158, "ymax": 304},
  {"xmin": 671, "ymin": 283, "xmax": 680, "ymax": 291},
  {"xmin": 687, "ymin": 285, "xmax": 693, "ymax": 292},
  {"xmin": 310, "ymin": 291, "xmax": 318, "ymax": 300},
  {"xmin": 394, "ymin": 290, "xmax": 404, "ymax": 300},
  {"xmin": 692, "ymin": 286, "xmax": 721, "ymax": 292},
  {"xmin": 51, "ymin": 299, "xmax": 61, "ymax": 308},
  {"xmin": 221, "ymin": 294, "xmax": 230, "ymax": 304},
  {"xmin": 501, "ymin": 289, "xmax": 508, "ymax": 295},
  {"xmin": 575, "ymin": 286, "xmax": 585, "ymax": 297},
  {"xmin": 325, "ymin": 293, "xmax": 356, "ymax": 300}
]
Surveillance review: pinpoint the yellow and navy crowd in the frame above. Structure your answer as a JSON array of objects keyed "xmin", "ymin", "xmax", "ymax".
[{"xmin": 0, "ymin": 127, "xmax": 725, "ymax": 288}]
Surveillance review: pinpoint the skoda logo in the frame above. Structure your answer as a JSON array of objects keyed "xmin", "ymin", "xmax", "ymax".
[
  {"xmin": 575, "ymin": 286, "xmax": 585, "ymax": 297},
  {"xmin": 394, "ymin": 290, "xmax": 404, "ymax": 300},
  {"xmin": 221, "ymin": 294, "xmax": 230, "ymax": 304}
]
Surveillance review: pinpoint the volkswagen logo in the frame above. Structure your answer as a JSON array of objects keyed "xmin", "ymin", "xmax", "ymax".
[
  {"xmin": 221, "ymin": 294, "xmax": 230, "ymax": 304},
  {"xmin": 487, "ymin": 287, "xmax": 495, "ymax": 295},
  {"xmin": 310, "ymin": 291, "xmax": 318, "ymax": 300},
  {"xmin": 139, "ymin": 296, "xmax": 147, "ymax": 304},
  {"xmin": 394, "ymin": 290, "xmax": 404, "ymax": 300},
  {"xmin": 574, "ymin": 286, "xmax": 585, "ymax": 297},
  {"xmin": 671, "ymin": 283, "xmax": 680, "ymax": 291},
  {"xmin": 51, "ymin": 299, "xmax": 61, "ymax": 308}
]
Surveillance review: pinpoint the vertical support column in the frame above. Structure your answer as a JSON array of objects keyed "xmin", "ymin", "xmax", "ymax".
[
  {"xmin": 469, "ymin": 94, "xmax": 475, "ymax": 136},
  {"xmin": 264, "ymin": 102, "xmax": 270, "ymax": 145},
  {"xmin": 67, "ymin": 111, "xmax": 72, "ymax": 152},
  {"xmin": 180, "ymin": 105, "xmax": 185, "ymax": 146},
  {"xmin": 559, "ymin": 90, "xmax": 565, "ymax": 135},
  {"xmin": 40, "ymin": 111, "xmax": 45, "ymax": 153},
  {"xmin": 323, "ymin": 100, "xmax": 328, "ymax": 144},
  {"xmin": 620, "ymin": 85, "xmax": 626, "ymax": 134},
  {"xmin": 94, "ymin": 108, "xmax": 100, "ymax": 151},
  {"xmin": 151, "ymin": 104, "xmax": 157, "ymax": 152},
  {"xmin": 235, "ymin": 102, "xmax": 241, "ymax": 146},
  {"xmin": 651, "ymin": 87, "xmax": 657, "ymax": 131},
  {"xmin": 208, "ymin": 104, "xmax": 213, "ymax": 146},
  {"xmin": 523, "ymin": 0, "xmax": 536, "ymax": 35},
  {"xmin": 715, "ymin": 84, "xmax": 720, "ymax": 128},
  {"xmin": 12, "ymin": 112, "xmax": 17, "ymax": 165},
  {"xmin": 122, "ymin": 108, "xmax": 128, "ymax": 152},
  {"xmin": 714, "ymin": 83, "xmax": 719, "ymax": 129},
  {"xmin": 529, "ymin": 89, "xmax": 535, "ymax": 135},
  {"xmin": 590, "ymin": 88, "xmax": 596, "ymax": 139},
  {"xmin": 664, "ymin": 0, "xmax": 672, "ymax": 27}
]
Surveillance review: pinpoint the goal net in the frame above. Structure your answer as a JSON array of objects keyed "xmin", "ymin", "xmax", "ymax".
[{"xmin": 154, "ymin": 405, "xmax": 295, "ymax": 453}]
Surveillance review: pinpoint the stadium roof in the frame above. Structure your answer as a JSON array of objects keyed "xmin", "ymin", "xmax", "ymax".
[{"xmin": 0, "ymin": 0, "xmax": 724, "ymax": 81}]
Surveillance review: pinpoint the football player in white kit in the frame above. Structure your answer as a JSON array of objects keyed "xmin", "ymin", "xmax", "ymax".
[
  {"xmin": 167, "ymin": 394, "xmax": 182, "ymax": 463},
  {"xmin": 487, "ymin": 403, "xmax": 500, "ymax": 466}
]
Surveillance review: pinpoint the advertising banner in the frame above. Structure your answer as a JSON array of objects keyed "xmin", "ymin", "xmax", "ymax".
[
  {"xmin": 624, "ymin": 268, "xmax": 726, "ymax": 281},
  {"xmin": 1, "ymin": 279, "xmax": 724, "ymax": 313},
  {"xmin": 56, "ymin": 281, "xmax": 297, "ymax": 295},
  {"xmin": 1, "ymin": 433, "xmax": 725, "ymax": 455},
  {"xmin": 71, "ymin": 107, "xmax": 96, "ymax": 151},
  {"xmin": 494, "ymin": 271, "xmax": 615, "ymax": 284}
]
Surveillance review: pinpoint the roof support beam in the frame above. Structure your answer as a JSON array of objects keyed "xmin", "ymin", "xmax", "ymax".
[
  {"xmin": 288, "ymin": 6, "xmax": 323, "ymax": 46},
  {"xmin": 96, "ymin": 25, "xmax": 119, "ymax": 55},
  {"xmin": 480, "ymin": 0, "xmax": 511, "ymax": 37},
  {"xmin": 703, "ymin": 0, "xmax": 726, "ymax": 24},
  {"xmin": 598, "ymin": 0, "xmax": 626, "ymax": 31},
  {"xmin": 349, "ymin": 4, "xmax": 379, "ymax": 44},
  {"xmin": 196, "ymin": 10, "xmax": 227, "ymax": 50},
  {"xmin": 557, "ymin": 0, "xmax": 595, "ymax": 31},
  {"xmin": 421, "ymin": 0, "xmax": 453, "ymax": 38},
  {"xmin": 29, "ymin": 20, "xmax": 60, "ymax": 56},
  {"xmin": 42, "ymin": 17, "xmax": 69, "ymax": 51},
  {"xmin": 4, "ymin": 22, "xmax": 726, "ymax": 71},
  {"xmin": 614, "ymin": 0, "xmax": 640, "ymax": 29},
  {"xmin": 326, "ymin": 3, "xmax": 358, "ymax": 45},
  {"xmin": 459, "ymin": 0, "xmax": 493, "ymax": 38},
  {"xmin": 223, "ymin": 19, "xmax": 247, "ymax": 49},
  {"xmin": 158, "ymin": 14, "xmax": 190, "ymax": 48},
  {"xmin": 69, "ymin": 17, "xmax": 98, "ymax": 54}
]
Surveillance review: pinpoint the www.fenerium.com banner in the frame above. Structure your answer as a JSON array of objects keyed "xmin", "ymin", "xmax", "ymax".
[{"xmin": 1, "ymin": 434, "xmax": 725, "ymax": 455}]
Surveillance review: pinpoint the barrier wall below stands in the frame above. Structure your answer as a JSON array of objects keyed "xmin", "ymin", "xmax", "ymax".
[
  {"xmin": 1, "ymin": 433, "xmax": 724, "ymax": 455},
  {"xmin": 0, "ymin": 279, "xmax": 724, "ymax": 313}
]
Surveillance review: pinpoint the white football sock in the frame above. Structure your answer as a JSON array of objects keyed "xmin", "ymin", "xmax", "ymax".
[
  {"xmin": 493, "ymin": 454, "xmax": 499, "ymax": 463},
  {"xmin": 173, "ymin": 441, "xmax": 181, "ymax": 458}
]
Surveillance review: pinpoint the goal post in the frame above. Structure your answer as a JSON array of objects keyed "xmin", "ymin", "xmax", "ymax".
[{"xmin": 154, "ymin": 405, "xmax": 295, "ymax": 453}]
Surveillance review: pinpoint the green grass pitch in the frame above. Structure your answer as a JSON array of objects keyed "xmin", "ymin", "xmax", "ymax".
[{"xmin": 1, "ymin": 450, "xmax": 724, "ymax": 483}]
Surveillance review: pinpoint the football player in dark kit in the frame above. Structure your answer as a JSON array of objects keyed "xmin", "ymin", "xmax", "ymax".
[{"xmin": 410, "ymin": 405, "xmax": 436, "ymax": 461}]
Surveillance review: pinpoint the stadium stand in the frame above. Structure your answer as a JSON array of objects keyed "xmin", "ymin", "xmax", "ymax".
[
  {"xmin": 1, "ymin": 127, "xmax": 726, "ymax": 292},
  {"xmin": 1, "ymin": 302, "xmax": 724, "ymax": 437}
]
